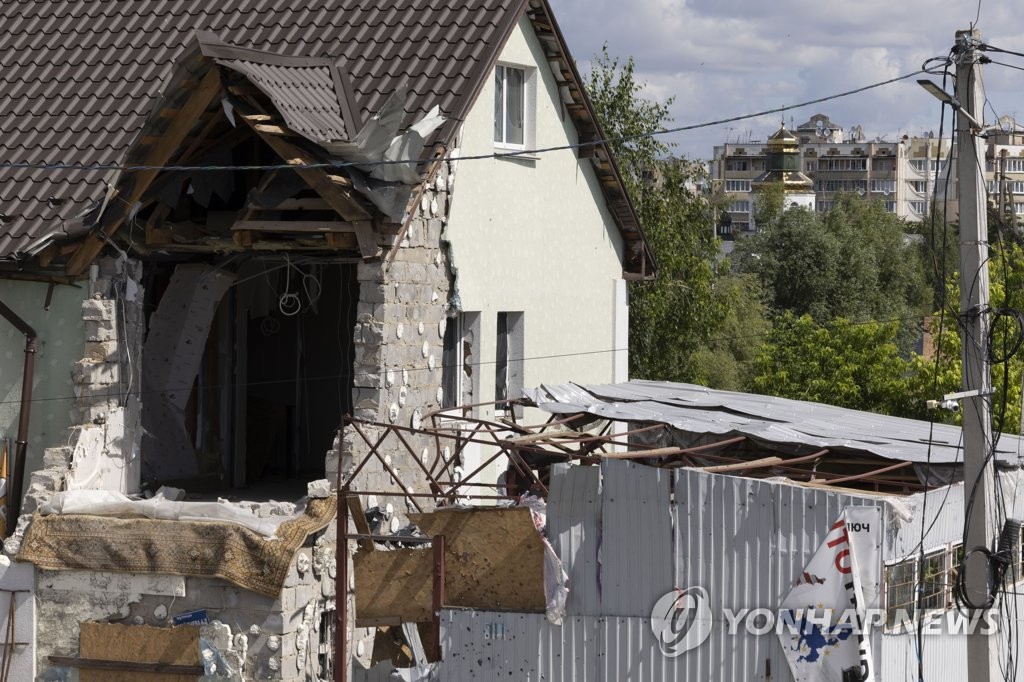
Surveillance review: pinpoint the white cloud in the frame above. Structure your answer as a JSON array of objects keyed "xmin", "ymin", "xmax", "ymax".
[{"xmin": 549, "ymin": 0, "xmax": 1024, "ymax": 159}]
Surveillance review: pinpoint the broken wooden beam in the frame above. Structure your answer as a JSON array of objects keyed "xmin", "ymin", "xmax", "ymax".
[
  {"xmin": 48, "ymin": 656, "xmax": 204, "ymax": 675},
  {"xmin": 66, "ymin": 67, "xmax": 224, "ymax": 276},
  {"xmin": 232, "ymin": 219, "xmax": 371, "ymax": 234}
]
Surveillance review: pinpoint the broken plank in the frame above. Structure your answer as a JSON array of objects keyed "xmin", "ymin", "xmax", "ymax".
[
  {"xmin": 253, "ymin": 123, "xmax": 296, "ymax": 136},
  {"xmin": 232, "ymin": 220, "xmax": 369, "ymax": 234},
  {"xmin": 66, "ymin": 67, "xmax": 223, "ymax": 276},
  {"xmin": 347, "ymin": 495, "xmax": 374, "ymax": 552},
  {"xmin": 247, "ymin": 197, "xmax": 333, "ymax": 211},
  {"xmin": 49, "ymin": 657, "xmax": 204, "ymax": 675}
]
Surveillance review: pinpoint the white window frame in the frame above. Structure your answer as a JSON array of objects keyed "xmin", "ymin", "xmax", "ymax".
[{"xmin": 494, "ymin": 63, "xmax": 536, "ymax": 152}]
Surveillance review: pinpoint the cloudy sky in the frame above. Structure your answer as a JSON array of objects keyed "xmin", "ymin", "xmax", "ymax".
[{"xmin": 549, "ymin": 0, "xmax": 1024, "ymax": 160}]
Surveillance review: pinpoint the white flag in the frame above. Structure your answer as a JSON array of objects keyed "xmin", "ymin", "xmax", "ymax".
[{"xmin": 778, "ymin": 508, "xmax": 878, "ymax": 682}]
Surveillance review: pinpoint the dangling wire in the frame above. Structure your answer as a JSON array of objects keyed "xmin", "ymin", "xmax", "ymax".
[{"xmin": 277, "ymin": 255, "xmax": 324, "ymax": 317}]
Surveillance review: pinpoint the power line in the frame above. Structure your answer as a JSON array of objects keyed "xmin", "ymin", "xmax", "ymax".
[
  {"xmin": 0, "ymin": 69, "xmax": 928, "ymax": 175},
  {"xmin": 0, "ymin": 312, "xmax": 935, "ymax": 409}
]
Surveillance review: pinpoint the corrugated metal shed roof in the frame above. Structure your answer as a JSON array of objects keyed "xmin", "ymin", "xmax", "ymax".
[{"xmin": 527, "ymin": 380, "xmax": 1024, "ymax": 466}]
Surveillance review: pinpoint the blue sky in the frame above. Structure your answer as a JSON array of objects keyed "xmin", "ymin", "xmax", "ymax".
[{"xmin": 550, "ymin": 0, "xmax": 1024, "ymax": 160}]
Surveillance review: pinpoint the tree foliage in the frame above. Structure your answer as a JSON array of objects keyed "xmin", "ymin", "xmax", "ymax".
[
  {"xmin": 585, "ymin": 46, "xmax": 728, "ymax": 382},
  {"xmin": 749, "ymin": 313, "xmax": 916, "ymax": 415},
  {"xmin": 905, "ymin": 242, "xmax": 1024, "ymax": 433},
  {"xmin": 733, "ymin": 193, "xmax": 931, "ymax": 338}
]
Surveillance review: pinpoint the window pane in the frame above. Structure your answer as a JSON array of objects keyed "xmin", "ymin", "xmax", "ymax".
[
  {"xmin": 921, "ymin": 551, "xmax": 946, "ymax": 610},
  {"xmin": 505, "ymin": 67, "xmax": 524, "ymax": 145},
  {"xmin": 885, "ymin": 560, "xmax": 916, "ymax": 626},
  {"xmin": 495, "ymin": 312, "xmax": 509, "ymax": 404},
  {"xmin": 493, "ymin": 66, "xmax": 504, "ymax": 143}
]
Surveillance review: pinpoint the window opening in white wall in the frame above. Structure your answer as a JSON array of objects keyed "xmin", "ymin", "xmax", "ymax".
[
  {"xmin": 494, "ymin": 65, "xmax": 525, "ymax": 147},
  {"xmin": 494, "ymin": 312, "xmax": 524, "ymax": 416},
  {"xmin": 442, "ymin": 312, "xmax": 480, "ymax": 410}
]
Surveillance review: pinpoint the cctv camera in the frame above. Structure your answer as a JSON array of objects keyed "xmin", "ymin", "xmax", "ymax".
[{"xmin": 941, "ymin": 399, "xmax": 960, "ymax": 413}]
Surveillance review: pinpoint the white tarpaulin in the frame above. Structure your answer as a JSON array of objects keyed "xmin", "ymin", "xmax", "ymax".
[
  {"xmin": 778, "ymin": 507, "xmax": 880, "ymax": 682},
  {"xmin": 39, "ymin": 490, "xmax": 293, "ymax": 538}
]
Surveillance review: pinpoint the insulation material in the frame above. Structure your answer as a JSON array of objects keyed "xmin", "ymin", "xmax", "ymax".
[
  {"xmin": 140, "ymin": 264, "xmax": 235, "ymax": 481},
  {"xmin": 354, "ymin": 507, "xmax": 546, "ymax": 625},
  {"xmin": 40, "ymin": 489, "xmax": 290, "ymax": 537},
  {"xmin": 79, "ymin": 622, "xmax": 200, "ymax": 682},
  {"xmin": 355, "ymin": 549, "xmax": 434, "ymax": 625}
]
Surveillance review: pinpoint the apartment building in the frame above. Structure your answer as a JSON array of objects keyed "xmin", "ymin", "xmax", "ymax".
[
  {"xmin": 986, "ymin": 116, "xmax": 1024, "ymax": 226},
  {"xmin": 712, "ymin": 113, "xmax": 952, "ymax": 243}
]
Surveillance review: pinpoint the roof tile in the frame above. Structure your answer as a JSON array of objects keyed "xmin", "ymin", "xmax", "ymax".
[{"xmin": 0, "ymin": 0, "xmax": 528, "ymax": 258}]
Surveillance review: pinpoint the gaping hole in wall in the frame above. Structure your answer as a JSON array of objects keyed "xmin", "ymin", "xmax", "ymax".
[{"xmin": 139, "ymin": 258, "xmax": 357, "ymax": 497}]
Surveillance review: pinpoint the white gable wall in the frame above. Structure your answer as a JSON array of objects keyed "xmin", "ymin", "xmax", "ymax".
[{"xmin": 445, "ymin": 15, "xmax": 628, "ymax": 416}]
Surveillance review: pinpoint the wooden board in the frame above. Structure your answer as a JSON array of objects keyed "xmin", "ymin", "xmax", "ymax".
[
  {"xmin": 79, "ymin": 622, "xmax": 200, "ymax": 682},
  {"xmin": 354, "ymin": 507, "xmax": 546, "ymax": 625}
]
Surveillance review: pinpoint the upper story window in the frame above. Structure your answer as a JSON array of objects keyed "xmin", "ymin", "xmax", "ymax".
[
  {"xmin": 724, "ymin": 179, "xmax": 751, "ymax": 192},
  {"xmin": 494, "ymin": 65, "xmax": 526, "ymax": 148}
]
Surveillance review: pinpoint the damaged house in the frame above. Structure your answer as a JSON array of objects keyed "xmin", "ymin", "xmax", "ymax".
[{"xmin": 0, "ymin": 0, "xmax": 650, "ymax": 679}]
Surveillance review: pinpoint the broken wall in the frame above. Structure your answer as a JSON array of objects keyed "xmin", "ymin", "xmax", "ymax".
[
  {"xmin": 334, "ymin": 160, "xmax": 455, "ymax": 498},
  {"xmin": 140, "ymin": 264, "xmax": 235, "ymax": 482},
  {"xmin": 34, "ymin": 524, "xmax": 337, "ymax": 681},
  {"xmin": 0, "ymin": 278, "xmax": 87, "ymax": 481},
  {"xmin": 64, "ymin": 257, "xmax": 145, "ymax": 497}
]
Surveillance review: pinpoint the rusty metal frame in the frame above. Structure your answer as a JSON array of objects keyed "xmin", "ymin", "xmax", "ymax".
[{"xmin": 333, "ymin": 399, "xmax": 927, "ymax": 680}]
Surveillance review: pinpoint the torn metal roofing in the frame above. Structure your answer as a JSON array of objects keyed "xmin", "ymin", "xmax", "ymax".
[{"xmin": 526, "ymin": 380, "xmax": 1024, "ymax": 466}]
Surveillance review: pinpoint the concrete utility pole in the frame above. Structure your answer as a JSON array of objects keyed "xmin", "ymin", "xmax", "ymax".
[{"xmin": 955, "ymin": 28, "xmax": 999, "ymax": 682}]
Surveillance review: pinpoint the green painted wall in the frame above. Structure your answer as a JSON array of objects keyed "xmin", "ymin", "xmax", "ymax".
[{"xmin": 0, "ymin": 280, "xmax": 87, "ymax": 474}]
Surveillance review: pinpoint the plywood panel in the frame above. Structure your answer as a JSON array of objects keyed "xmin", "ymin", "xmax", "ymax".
[
  {"xmin": 354, "ymin": 507, "xmax": 546, "ymax": 625},
  {"xmin": 79, "ymin": 622, "xmax": 200, "ymax": 682}
]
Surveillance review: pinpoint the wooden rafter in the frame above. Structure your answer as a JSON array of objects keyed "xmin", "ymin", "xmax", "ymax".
[
  {"xmin": 66, "ymin": 67, "xmax": 224, "ymax": 275},
  {"xmin": 232, "ymin": 220, "xmax": 371, "ymax": 234},
  {"xmin": 238, "ymin": 112, "xmax": 379, "ymax": 259}
]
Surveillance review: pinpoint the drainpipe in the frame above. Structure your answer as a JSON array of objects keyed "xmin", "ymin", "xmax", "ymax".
[{"xmin": 0, "ymin": 300, "xmax": 37, "ymax": 533}]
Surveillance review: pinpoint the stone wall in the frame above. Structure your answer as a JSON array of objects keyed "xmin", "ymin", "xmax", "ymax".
[
  {"xmin": 332, "ymin": 160, "xmax": 455, "ymax": 498},
  {"xmin": 34, "ymin": 524, "xmax": 336, "ymax": 681}
]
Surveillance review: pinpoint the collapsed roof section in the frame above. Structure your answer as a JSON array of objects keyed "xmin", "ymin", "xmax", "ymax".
[{"xmin": 0, "ymin": 0, "xmax": 655, "ymax": 277}]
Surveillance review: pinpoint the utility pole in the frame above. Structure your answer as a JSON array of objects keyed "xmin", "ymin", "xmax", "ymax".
[{"xmin": 956, "ymin": 28, "xmax": 998, "ymax": 682}]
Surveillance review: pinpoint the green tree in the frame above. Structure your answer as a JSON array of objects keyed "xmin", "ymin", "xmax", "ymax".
[
  {"xmin": 910, "ymin": 209, "xmax": 958, "ymax": 311},
  {"xmin": 733, "ymin": 193, "xmax": 931, "ymax": 350},
  {"xmin": 585, "ymin": 47, "xmax": 735, "ymax": 382},
  {"xmin": 906, "ymin": 242, "xmax": 1024, "ymax": 432},
  {"xmin": 691, "ymin": 273, "xmax": 770, "ymax": 390},
  {"xmin": 749, "ymin": 313, "xmax": 916, "ymax": 415}
]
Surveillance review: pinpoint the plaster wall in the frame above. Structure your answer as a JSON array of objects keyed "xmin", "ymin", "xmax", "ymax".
[
  {"xmin": 444, "ymin": 16, "xmax": 627, "ymax": 417},
  {"xmin": 0, "ymin": 280, "xmax": 87, "ymax": 477}
]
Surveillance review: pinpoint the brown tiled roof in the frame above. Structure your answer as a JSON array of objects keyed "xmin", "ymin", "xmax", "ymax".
[
  {"xmin": 0, "ymin": 0, "xmax": 652, "ymax": 276},
  {"xmin": 0, "ymin": 0, "xmax": 524, "ymax": 259}
]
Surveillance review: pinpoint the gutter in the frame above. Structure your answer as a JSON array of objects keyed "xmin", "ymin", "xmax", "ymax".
[{"xmin": 0, "ymin": 300, "xmax": 37, "ymax": 532}]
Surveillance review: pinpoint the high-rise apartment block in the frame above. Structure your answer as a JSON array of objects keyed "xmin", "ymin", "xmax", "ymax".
[{"xmin": 711, "ymin": 113, "xmax": 952, "ymax": 244}]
